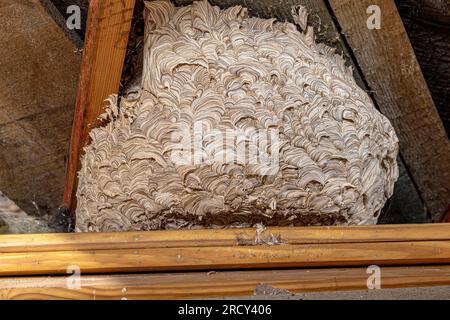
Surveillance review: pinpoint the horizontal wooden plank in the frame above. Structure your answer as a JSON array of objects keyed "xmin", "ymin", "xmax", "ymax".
[
  {"xmin": 1, "ymin": 224, "xmax": 450, "ymax": 253},
  {"xmin": 1, "ymin": 240, "xmax": 450, "ymax": 276},
  {"xmin": 1, "ymin": 265, "xmax": 450, "ymax": 299}
]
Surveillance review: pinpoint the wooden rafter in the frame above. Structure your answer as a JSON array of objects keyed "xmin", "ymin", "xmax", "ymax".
[
  {"xmin": 328, "ymin": 0, "xmax": 450, "ymax": 218},
  {"xmin": 64, "ymin": 0, "xmax": 135, "ymax": 213},
  {"xmin": 0, "ymin": 0, "xmax": 80, "ymax": 216}
]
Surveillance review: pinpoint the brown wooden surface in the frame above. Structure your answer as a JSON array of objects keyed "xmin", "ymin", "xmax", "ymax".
[
  {"xmin": 0, "ymin": 0, "xmax": 81, "ymax": 216},
  {"xmin": 285, "ymin": 0, "xmax": 426, "ymax": 223},
  {"xmin": 63, "ymin": 0, "xmax": 135, "ymax": 213},
  {"xmin": 1, "ymin": 224, "xmax": 450, "ymax": 253},
  {"xmin": 0, "ymin": 224, "xmax": 450, "ymax": 276},
  {"xmin": 442, "ymin": 206, "xmax": 450, "ymax": 223},
  {"xmin": 1, "ymin": 241, "xmax": 450, "ymax": 276},
  {"xmin": 395, "ymin": 0, "xmax": 450, "ymax": 138},
  {"xmin": 1, "ymin": 265, "xmax": 450, "ymax": 299},
  {"xmin": 328, "ymin": 0, "xmax": 450, "ymax": 219}
]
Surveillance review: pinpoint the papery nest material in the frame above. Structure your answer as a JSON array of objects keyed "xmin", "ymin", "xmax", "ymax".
[{"xmin": 75, "ymin": 0, "xmax": 399, "ymax": 232}]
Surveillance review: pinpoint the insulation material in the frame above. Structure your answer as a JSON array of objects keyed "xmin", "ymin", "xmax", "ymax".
[{"xmin": 75, "ymin": 0, "xmax": 399, "ymax": 232}]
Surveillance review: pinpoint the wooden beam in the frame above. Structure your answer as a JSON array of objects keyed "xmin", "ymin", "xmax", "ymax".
[
  {"xmin": 63, "ymin": 0, "xmax": 135, "ymax": 214},
  {"xmin": 1, "ymin": 265, "xmax": 450, "ymax": 299},
  {"xmin": 1, "ymin": 241, "xmax": 450, "ymax": 276},
  {"xmin": 1, "ymin": 224, "xmax": 450, "ymax": 276},
  {"xmin": 328, "ymin": 0, "xmax": 450, "ymax": 218},
  {"xmin": 1, "ymin": 224, "xmax": 450, "ymax": 253},
  {"xmin": 441, "ymin": 206, "xmax": 450, "ymax": 223},
  {"xmin": 289, "ymin": 0, "xmax": 427, "ymax": 223},
  {"xmin": 0, "ymin": 0, "xmax": 81, "ymax": 216}
]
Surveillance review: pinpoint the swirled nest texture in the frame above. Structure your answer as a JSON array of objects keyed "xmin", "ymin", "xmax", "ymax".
[{"xmin": 75, "ymin": 0, "xmax": 399, "ymax": 232}]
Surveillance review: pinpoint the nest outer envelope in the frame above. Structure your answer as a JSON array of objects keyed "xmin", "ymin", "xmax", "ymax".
[{"xmin": 75, "ymin": 0, "xmax": 399, "ymax": 232}]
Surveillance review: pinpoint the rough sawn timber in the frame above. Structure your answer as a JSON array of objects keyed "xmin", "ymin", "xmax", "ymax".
[
  {"xmin": 328, "ymin": 0, "xmax": 450, "ymax": 219},
  {"xmin": 0, "ymin": 0, "xmax": 81, "ymax": 216},
  {"xmin": 63, "ymin": 0, "xmax": 136, "ymax": 213},
  {"xmin": 0, "ymin": 224, "xmax": 450, "ymax": 276},
  {"xmin": 1, "ymin": 265, "xmax": 450, "ymax": 299}
]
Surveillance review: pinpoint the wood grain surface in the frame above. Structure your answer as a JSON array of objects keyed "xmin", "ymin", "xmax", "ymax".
[
  {"xmin": 1, "ymin": 224, "xmax": 450, "ymax": 253},
  {"xmin": 0, "ymin": 224, "xmax": 450, "ymax": 276},
  {"xmin": 1, "ymin": 265, "xmax": 450, "ymax": 299},
  {"xmin": 0, "ymin": 0, "xmax": 81, "ymax": 216},
  {"xmin": 329, "ymin": 0, "xmax": 450, "ymax": 219},
  {"xmin": 63, "ymin": 0, "xmax": 135, "ymax": 214}
]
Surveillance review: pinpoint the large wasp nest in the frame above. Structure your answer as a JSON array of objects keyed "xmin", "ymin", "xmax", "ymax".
[{"xmin": 75, "ymin": 0, "xmax": 399, "ymax": 232}]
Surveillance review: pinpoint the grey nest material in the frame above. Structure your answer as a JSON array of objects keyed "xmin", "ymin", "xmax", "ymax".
[{"xmin": 75, "ymin": 0, "xmax": 399, "ymax": 232}]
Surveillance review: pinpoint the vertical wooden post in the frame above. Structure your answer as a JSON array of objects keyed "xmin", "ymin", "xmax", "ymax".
[{"xmin": 64, "ymin": 0, "xmax": 135, "ymax": 215}]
